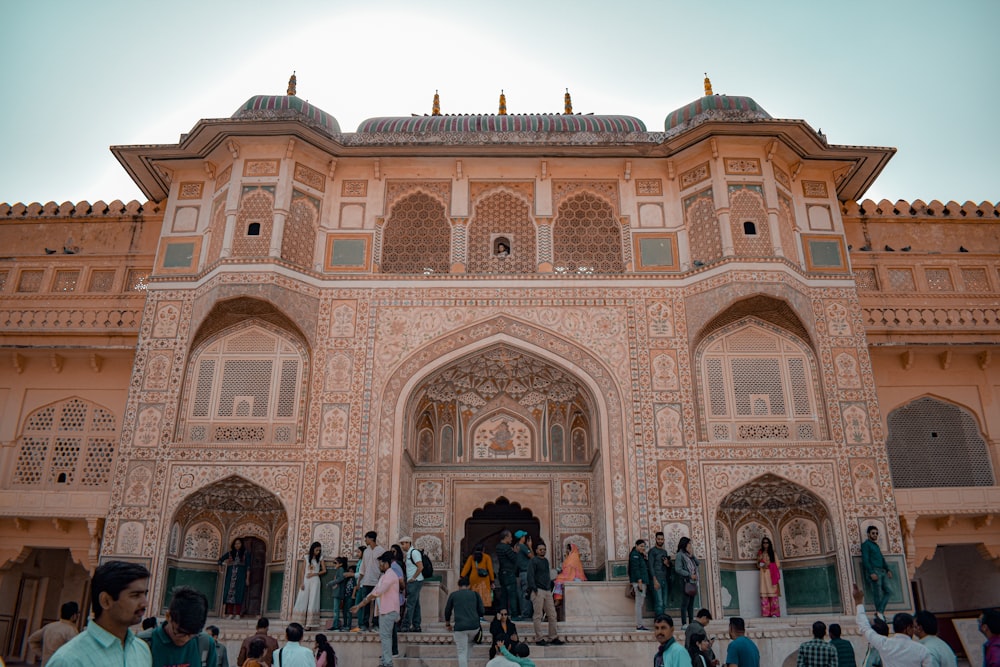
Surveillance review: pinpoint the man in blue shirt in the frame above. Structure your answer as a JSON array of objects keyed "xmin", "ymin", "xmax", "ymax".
[
  {"xmin": 653, "ymin": 614, "xmax": 689, "ymax": 667},
  {"xmin": 725, "ymin": 617, "xmax": 760, "ymax": 667},
  {"xmin": 48, "ymin": 560, "xmax": 152, "ymax": 667}
]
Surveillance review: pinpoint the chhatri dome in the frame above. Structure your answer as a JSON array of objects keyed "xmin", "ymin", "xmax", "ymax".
[
  {"xmin": 232, "ymin": 72, "xmax": 342, "ymax": 134},
  {"xmin": 663, "ymin": 74, "xmax": 772, "ymax": 133}
]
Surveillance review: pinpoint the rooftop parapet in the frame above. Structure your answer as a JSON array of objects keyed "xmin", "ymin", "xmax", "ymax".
[
  {"xmin": 0, "ymin": 200, "xmax": 161, "ymax": 220},
  {"xmin": 843, "ymin": 199, "xmax": 999, "ymax": 219}
]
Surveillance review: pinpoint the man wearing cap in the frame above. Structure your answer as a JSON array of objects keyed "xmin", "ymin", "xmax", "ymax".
[
  {"xmin": 514, "ymin": 530, "xmax": 534, "ymax": 620},
  {"xmin": 399, "ymin": 536, "xmax": 424, "ymax": 633}
]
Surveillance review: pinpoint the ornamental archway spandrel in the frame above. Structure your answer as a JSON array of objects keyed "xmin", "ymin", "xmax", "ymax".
[
  {"xmin": 165, "ymin": 465, "xmax": 302, "ymax": 519},
  {"xmin": 372, "ymin": 315, "xmax": 636, "ymax": 559}
]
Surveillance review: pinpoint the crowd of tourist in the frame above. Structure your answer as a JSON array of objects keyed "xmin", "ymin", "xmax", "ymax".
[{"xmin": 23, "ymin": 523, "xmax": 1000, "ymax": 667}]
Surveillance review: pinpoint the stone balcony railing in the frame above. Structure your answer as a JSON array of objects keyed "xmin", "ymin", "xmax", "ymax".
[{"xmin": 894, "ymin": 486, "xmax": 1000, "ymax": 520}]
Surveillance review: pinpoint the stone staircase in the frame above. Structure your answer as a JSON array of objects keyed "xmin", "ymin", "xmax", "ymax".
[
  {"xmin": 209, "ymin": 616, "xmax": 844, "ymax": 666},
  {"xmin": 205, "ymin": 614, "xmax": 970, "ymax": 666}
]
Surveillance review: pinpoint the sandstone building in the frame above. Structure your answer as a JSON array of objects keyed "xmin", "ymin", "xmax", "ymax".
[{"xmin": 1, "ymin": 77, "xmax": 997, "ymax": 661}]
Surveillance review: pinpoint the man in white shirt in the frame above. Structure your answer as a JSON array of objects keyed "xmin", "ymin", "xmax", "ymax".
[
  {"xmin": 914, "ymin": 610, "xmax": 957, "ymax": 667},
  {"xmin": 28, "ymin": 601, "xmax": 79, "ymax": 666},
  {"xmin": 273, "ymin": 622, "xmax": 314, "ymax": 667},
  {"xmin": 852, "ymin": 584, "xmax": 931, "ymax": 666},
  {"xmin": 354, "ymin": 530, "xmax": 386, "ymax": 632},
  {"xmin": 399, "ymin": 535, "xmax": 424, "ymax": 633}
]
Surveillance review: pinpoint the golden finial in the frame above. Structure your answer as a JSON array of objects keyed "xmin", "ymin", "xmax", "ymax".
[
  {"xmin": 564, "ymin": 88, "xmax": 573, "ymax": 115},
  {"xmin": 703, "ymin": 73, "xmax": 713, "ymax": 96},
  {"xmin": 287, "ymin": 71, "xmax": 297, "ymax": 96},
  {"xmin": 432, "ymin": 90, "xmax": 441, "ymax": 116},
  {"xmin": 499, "ymin": 89, "xmax": 507, "ymax": 116}
]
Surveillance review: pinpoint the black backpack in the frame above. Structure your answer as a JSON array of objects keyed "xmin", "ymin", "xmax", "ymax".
[{"xmin": 411, "ymin": 548, "xmax": 434, "ymax": 579}]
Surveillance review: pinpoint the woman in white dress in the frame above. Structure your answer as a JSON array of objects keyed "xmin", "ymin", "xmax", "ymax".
[{"xmin": 293, "ymin": 541, "xmax": 326, "ymax": 629}]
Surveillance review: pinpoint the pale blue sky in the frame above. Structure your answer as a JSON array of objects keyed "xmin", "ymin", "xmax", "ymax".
[{"xmin": 1, "ymin": 0, "xmax": 996, "ymax": 205}]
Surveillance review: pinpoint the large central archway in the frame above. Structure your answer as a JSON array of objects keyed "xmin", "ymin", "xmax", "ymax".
[{"xmin": 381, "ymin": 322, "xmax": 623, "ymax": 579}]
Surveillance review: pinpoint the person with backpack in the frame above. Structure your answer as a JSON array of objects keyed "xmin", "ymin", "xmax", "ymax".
[
  {"xmin": 400, "ymin": 536, "xmax": 426, "ymax": 632},
  {"xmin": 138, "ymin": 586, "xmax": 217, "ymax": 667}
]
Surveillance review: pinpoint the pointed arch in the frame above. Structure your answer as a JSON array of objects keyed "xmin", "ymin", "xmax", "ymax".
[
  {"xmin": 552, "ymin": 190, "xmax": 624, "ymax": 273},
  {"xmin": 370, "ymin": 314, "xmax": 631, "ymax": 562},
  {"xmin": 695, "ymin": 316, "xmax": 826, "ymax": 442},
  {"xmin": 381, "ymin": 190, "xmax": 451, "ymax": 274},
  {"xmin": 886, "ymin": 396, "xmax": 994, "ymax": 488},
  {"xmin": 177, "ymin": 317, "xmax": 309, "ymax": 445},
  {"xmin": 715, "ymin": 473, "xmax": 842, "ymax": 615},
  {"xmin": 10, "ymin": 397, "xmax": 118, "ymax": 489},
  {"xmin": 467, "ymin": 188, "xmax": 537, "ymax": 274}
]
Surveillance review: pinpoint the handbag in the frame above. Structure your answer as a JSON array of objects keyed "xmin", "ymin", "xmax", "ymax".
[
  {"xmin": 474, "ymin": 626, "xmax": 484, "ymax": 644},
  {"xmin": 477, "ymin": 567, "xmax": 489, "ymax": 577},
  {"xmin": 625, "ymin": 582, "xmax": 635, "ymax": 599},
  {"xmin": 684, "ymin": 581, "xmax": 697, "ymax": 597}
]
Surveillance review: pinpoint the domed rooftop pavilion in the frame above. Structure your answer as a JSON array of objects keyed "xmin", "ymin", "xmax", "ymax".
[
  {"xmin": 234, "ymin": 94, "xmax": 341, "ymax": 135},
  {"xmin": 664, "ymin": 94, "xmax": 771, "ymax": 133}
]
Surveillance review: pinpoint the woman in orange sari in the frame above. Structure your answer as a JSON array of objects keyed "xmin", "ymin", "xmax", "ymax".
[
  {"xmin": 460, "ymin": 543, "xmax": 495, "ymax": 608},
  {"xmin": 553, "ymin": 543, "xmax": 585, "ymax": 603}
]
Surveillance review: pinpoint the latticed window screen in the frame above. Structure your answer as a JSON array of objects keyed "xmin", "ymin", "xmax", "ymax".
[
  {"xmin": 11, "ymin": 399, "xmax": 118, "ymax": 488},
  {"xmin": 184, "ymin": 325, "xmax": 303, "ymax": 443},
  {"xmin": 552, "ymin": 192, "xmax": 624, "ymax": 273},
  {"xmin": 886, "ymin": 397, "xmax": 994, "ymax": 488},
  {"xmin": 381, "ymin": 192, "xmax": 451, "ymax": 274},
  {"xmin": 700, "ymin": 324, "xmax": 819, "ymax": 441}
]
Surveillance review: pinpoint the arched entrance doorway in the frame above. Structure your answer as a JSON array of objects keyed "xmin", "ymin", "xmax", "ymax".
[
  {"xmin": 397, "ymin": 341, "xmax": 606, "ymax": 580},
  {"xmin": 716, "ymin": 474, "xmax": 840, "ymax": 616},
  {"xmin": 1, "ymin": 548, "xmax": 89, "ymax": 662},
  {"xmin": 166, "ymin": 476, "xmax": 287, "ymax": 617},
  {"xmin": 462, "ymin": 498, "xmax": 540, "ymax": 613},
  {"xmin": 462, "ymin": 497, "xmax": 541, "ymax": 565}
]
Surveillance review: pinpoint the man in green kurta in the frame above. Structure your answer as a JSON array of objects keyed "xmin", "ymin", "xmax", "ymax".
[{"xmin": 860, "ymin": 526, "xmax": 892, "ymax": 618}]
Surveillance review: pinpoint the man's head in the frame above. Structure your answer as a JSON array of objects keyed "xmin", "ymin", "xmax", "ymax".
[
  {"xmin": 247, "ymin": 637, "xmax": 267, "ymax": 659},
  {"xmin": 365, "ymin": 530, "xmax": 378, "ymax": 546},
  {"xmin": 457, "ymin": 576, "xmax": 470, "ymax": 588},
  {"xmin": 141, "ymin": 616, "xmax": 157, "ymax": 630},
  {"xmin": 286, "ymin": 622, "xmax": 304, "ymax": 642},
  {"xmin": 728, "ymin": 617, "xmax": 746, "ymax": 638},
  {"xmin": 914, "ymin": 610, "xmax": 938, "ymax": 638},
  {"xmin": 60, "ymin": 601, "xmax": 80, "ymax": 621},
  {"xmin": 206, "ymin": 625, "xmax": 220, "ymax": 639},
  {"xmin": 91, "ymin": 560, "xmax": 150, "ymax": 626},
  {"xmin": 866, "ymin": 525, "xmax": 879, "ymax": 542},
  {"xmin": 378, "ymin": 551, "xmax": 394, "ymax": 571},
  {"xmin": 500, "ymin": 529, "xmax": 512, "ymax": 544},
  {"xmin": 653, "ymin": 613, "xmax": 674, "ymax": 645},
  {"xmin": 696, "ymin": 608, "xmax": 712, "ymax": 624},
  {"xmin": 512, "ymin": 642, "xmax": 531, "ymax": 658},
  {"xmin": 655, "ymin": 531, "xmax": 665, "ymax": 547},
  {"xmin": 514, "ymin": 530, "xmax": 527, "ymax": 543},
  {"xmin": 165, "ymin": 586, "xmax": 209, "ymax": 647},
  {"xmin": 829, "ymin": 623, "xmax": 842, "ymax": 640},
  {"xmin": 980, "ymin": 610, "xmax": 1000, "ymax": 639},
  {"xmin": 635, "ymin": 539, "xmax": 646, "ymax": 554},
  {"xmin": 535, "ymin": 543, "xmax": 547, "ymax": 558},
  {"xmin": 256, "ymin": 617, "xmax": 269, "ymax": 630},
  {"xmin": 871, "ymin": 616, "xmax": 889, "ymax": 637},
  {"xmin": 892, "ymin": 612, "xmax": 915, "ymax": 636},
  {"xmin": 812, "ymin": 621, "xmax": 827, "ymax": 640},
  {"xmin": 399, "ymin": 536, "xmax": 412, "ymax": 550}
]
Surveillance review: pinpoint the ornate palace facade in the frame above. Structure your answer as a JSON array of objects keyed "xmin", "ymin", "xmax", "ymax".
[{"xmin": 1, "ymin": 79, "xmax": 997, "ymax": 658}]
